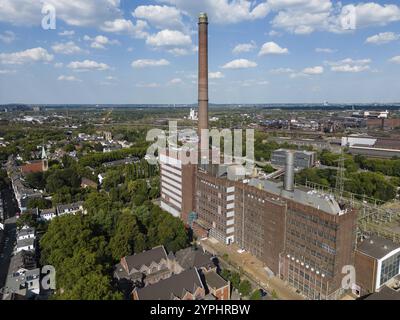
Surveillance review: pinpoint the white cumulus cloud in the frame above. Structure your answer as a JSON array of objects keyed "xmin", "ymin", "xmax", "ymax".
[
  {"xmin": 58, "ymin": 75, "xmax": 81, "ymax": 82},
  {"xmin": 159, "ymin": 0, "xmax": 269, "ymax": 24},
  {"xmin": 52, "ymin": 41, "xmax": 85, "ymax": 55},
  {"xmin": 389, "ymin": 56, "xmax": 400, "ymax": 64},
  {"xmin": 222, "ymin": 59, "xmax": 257, "ymax": 69},
  {"xmin": 232, "ymin": 41, "xmax": 257, "ymax": 54},
  {"xmin": 259, "ymin": 42, "xmax": 289, "ymax": 56},
  {"xmin": 0, "ymin": 69, "xmax": 16, "ymax": 74},
  {"xmin": 326, "ymin": 58, "xmax": 371, "ymax": 73},
  {"xmin": 347, "ymin": 3, "xmax": 400, "ymax": 28},
  {"xmin": 146, "ymin": 29, "xmax": 192, "ymax": 47},
  {"xmin": 315, "ymin": 48, "xmax": 336, "ymax": 53},
  {"xmin": 131, "ymin": 59, "xmax": 170, "ymax": 68},
  {"xmin": 84, "ymin": 35, "xmax": 119, "ymax": 49},
  {"xmin": 133, "ymin": 5, "xmax": 183, "ymax": 29},
  {"xmin": 209, "ymin": 71, "xmax": 225, "ymax": 79},
  {"xmin": 302, "ymin": 66, "xmax": 324, "ymax": 75},
  {"xmin": 168, "ymin": 78, "xmax": 183, "ymax": 85},
  {"xmin": 269, "ymin": 67, "xmax": 294, "ymax": 74},
  {"xmin": 100, "ymin": 19, "xmax": 149, "ymax": 39},
  {"xmin": 0, "ymin": 0, "xmax": 122, "ymax": 27},
  {"xmin": 67, "ymin": 60, "xmax": 110, "ymax": 71},
  {"xmin": 0, "ymin": 47, "xmax": 53, "ymax": 65},
  {"xmin": 366, "ymin": 32, "xmax": 399, "ymax": 45},
  {"xmin": 58, "ymin": 30, "xmax": 75, "ymax": 37}
]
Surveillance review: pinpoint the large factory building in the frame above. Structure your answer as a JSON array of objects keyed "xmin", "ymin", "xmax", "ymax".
[{"xmin": 159, "ymin": 12, "xmax": 359, "ymax": 300}]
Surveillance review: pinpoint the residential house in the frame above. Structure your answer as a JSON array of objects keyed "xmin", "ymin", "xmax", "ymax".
[
  {"xmin": 3, "ymin": 268, "xmax": 41, "ymax": 299},
  {"xmin": 202, "ymin": 269, "xmax": 231, "ymax": 300},
  {"xmin": 169, "ymin": 246, "xmax": 217, "ymax": 274},
  {"xmin": 17, "ymin": 228, "xmax": 35, "ymax": 241},
  {"xmin": 39, "ymin": 208, "xmax": 57, "ymax": 221},
  {"xmin": 114, "ymin": 246, "xmax": 172, "ymax": 286},
  {"xmin": 132, "ymin": 269, "xmax": 205, "ymax": 300},
  {"xmin": 115, "ymin": 245, "xmax": 229, "ymax": 300},
  {"xmin": 57, "ymin": 201, "xmax": 85, "ymax": 216},
  {"xmin": 16, "ymin": 238, "xmax": 35, "ymax": 253},
  {"xmin": 10, "ymin": 173, "xmax": 42, "ymax": 213}
]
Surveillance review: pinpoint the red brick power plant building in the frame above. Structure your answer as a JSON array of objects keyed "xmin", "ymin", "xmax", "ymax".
[{"xmin": 159, "ymin": 13, "xmax": 359, "ymax": 300}]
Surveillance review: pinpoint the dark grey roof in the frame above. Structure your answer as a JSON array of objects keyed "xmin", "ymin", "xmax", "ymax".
[
  {"xmin": 135, "ymin": 269, "xmax": 203, "ymax": 300},
  {"xmin": 124, "ymin": 246, "xmax": 167, "ymax": 273},
  {"xmin": 174, "ymin": 247, "xmax": 214, "ymax": 270},
  {"xmin": 17, "ymin": 228, "xmax": 35, "ymax": 238},
  {"xmin": 22, "ymin": 208, "xmax": 39, "ymax": 215},
  {"xmin": 17, "ymin": 238, "xmax": 35, "ymax": 249},
  {"xmin": 114, "ymin": 262, "xmax": 142, "ymax": 282},
  {"xmin": 57, "ymin": 201, "xmax": 84, "ymax": 213},
  {"xmin": 357, "ymin": 236, "xmax": 400, "ymax": 260},
  {"xmin": 204, "ymin": 271, "xmax": 228, "ymax": 290},
  {"xmin": 8, "ymin": 250, "xmax": 37, "ymax": 274},
  {"xmin": 41, "ymin": 208, "xmax": 56, "ymax": 214},
  {"xmin": 364, "ymin": 286, "xmax": 400, "ymax": 300},
  {"xmin": 4, "ymin": 268, "xmax": 40, "ymax": 294}
]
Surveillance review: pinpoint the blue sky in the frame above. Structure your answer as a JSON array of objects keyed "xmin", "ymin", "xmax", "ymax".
[{"xmin": 0, "ymin": 0, "xmax": 400, "ymax": 104}]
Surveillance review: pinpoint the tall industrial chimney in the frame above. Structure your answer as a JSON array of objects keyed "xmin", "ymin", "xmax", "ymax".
[
  {"xmin": 198, "ymin": 12, "xmax": 209, "ymax": 139},
  {"xmin": 284, "ymin": 151, "xmax": 295, "ymax": 192}
]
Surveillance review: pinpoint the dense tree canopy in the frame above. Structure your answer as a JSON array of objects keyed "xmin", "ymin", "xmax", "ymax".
[
  {"xmin": 40, "ymin": 190, "xmax": 189, "ymax": 300},
  {"xmin": 27, "ymin": 197, "xmax": 52, "ymax": 210},
  {"xmin": 296, "ymin": 167, "xmax": 397, "ymax": 202},
  {"xmin": 355, "ymin": 155, "xmax": 400, "ymax": 178}
]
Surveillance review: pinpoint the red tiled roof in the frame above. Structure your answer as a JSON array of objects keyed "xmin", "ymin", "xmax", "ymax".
[{"xmin": 20, "ymin": 161, "xmax": 44, "ymax": 174}]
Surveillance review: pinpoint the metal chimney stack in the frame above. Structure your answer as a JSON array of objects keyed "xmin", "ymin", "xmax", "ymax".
[
  {"xmin": 198, "ymin": 13, "xmax": 209, "ymax": 140},
  {"xmin": 284, "ymin": 151, "xmax": 295, "ymax": 192}
]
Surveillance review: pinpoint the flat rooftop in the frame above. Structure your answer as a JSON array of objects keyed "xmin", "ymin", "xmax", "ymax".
[
  {"xmin": 357, "ymin": 235, "xmax": 400, "ymax": 260},
  {"xmin": 248, "ymin": 178, "xmax": 345, "ymax": 216}
]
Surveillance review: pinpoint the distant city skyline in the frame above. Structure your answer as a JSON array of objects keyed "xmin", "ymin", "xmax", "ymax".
[{"xmin": 1, "ymin": 0, "xmax": 400, "ymax": 104}]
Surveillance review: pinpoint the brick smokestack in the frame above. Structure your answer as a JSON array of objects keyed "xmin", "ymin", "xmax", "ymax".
[{"xmin": 198, "ymin": 13, "xmax": 209, "ymax": 140}]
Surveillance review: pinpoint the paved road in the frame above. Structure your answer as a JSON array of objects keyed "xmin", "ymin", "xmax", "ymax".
[
  {"xmin": 217, "ymin": 255, "xmax": 272, "ymax": 300},
  {"xmin": 200, "ymin": 238, "xmax": 304, "ymax": 300},
  {"xmin": 0, "ymin": 183, "xmax": 18, "ymax": 290},
  {"xmin": 0, "ymin": 217, "xmax": 16, "ymax": 289}
]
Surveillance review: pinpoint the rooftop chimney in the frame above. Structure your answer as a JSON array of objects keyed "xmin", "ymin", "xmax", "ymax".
[
  {"xmin": 284, "ymin": 151, "xmax": 295, "ymax": 192},
  {"xmin": 198, "ymin": 12, "xmax": 209, "ymax": 141}
]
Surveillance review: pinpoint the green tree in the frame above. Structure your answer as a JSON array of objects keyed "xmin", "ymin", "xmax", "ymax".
[
  {"xmin": 40, "ymin": 215, "xmax": 121, "ymax": 300},
  {"xmin": 57, "ymin": 272, "xmax": 123, "ymax": 300},
  {"xmin": 230, "ymin": 272, "xmax": 241, "ymax": 289},
  {"xmin": 250, "ymin": 289, "xmax": 262, "ymax": 300},
  {"xmin": 27, "ymin": 197, "xmax": 52, "ymax": 210},
  {"xmin": 108, "ymin": 209, "xmax": 146, "ymax": 261},
  {"xmin": 239, "ymin": 280, "xmax": 252, "ymax": 297},
  {"xmin": 17, "ymin": 213, "xmax": 38, "ymax": 229},
  {"xmin": 25, "ymin": 172, "xmax": 46, "ymax": 190},
  {"xmin": 220, "ymin": 269, "xmax": 231, "ymax": 281},
  {"xmin": 64, "ymin": 144, "xmax": 75, "ymax": 152}
]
